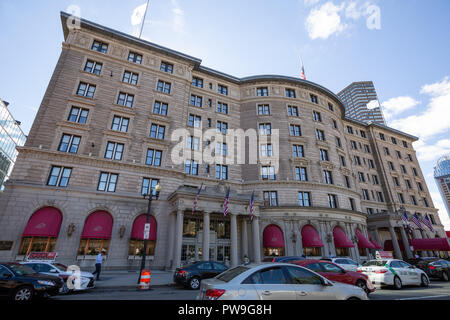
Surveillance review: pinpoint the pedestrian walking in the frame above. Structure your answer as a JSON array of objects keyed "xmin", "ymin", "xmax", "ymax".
[{"xmin": 92, "ymin": 250, "xmax": 104, "ymax": 280}]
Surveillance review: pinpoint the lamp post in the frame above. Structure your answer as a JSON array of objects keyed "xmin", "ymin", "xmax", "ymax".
[{"xmin": 137, "ymin": 183, "xmax": 161, "ymax": 284}]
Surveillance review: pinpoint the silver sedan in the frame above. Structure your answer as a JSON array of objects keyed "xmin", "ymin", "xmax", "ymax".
[{"xmin": 198, "ymin": 263, "xmax": 368, "ymax": 300}]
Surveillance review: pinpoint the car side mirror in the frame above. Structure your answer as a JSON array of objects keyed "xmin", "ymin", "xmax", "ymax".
[{"xmin": 50, "ymin": 269, "xmax": 58, "ymax": 273}]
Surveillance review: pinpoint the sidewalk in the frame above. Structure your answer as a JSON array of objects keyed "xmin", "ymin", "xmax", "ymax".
[{"xmin": 92, "ymin": 270, "xmax": 175, "ymax": 292}]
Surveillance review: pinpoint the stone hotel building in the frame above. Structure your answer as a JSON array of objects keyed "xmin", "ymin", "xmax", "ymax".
[{"xmin": 0, "ymin": 12, "xmax": 448, "ymax": 269}]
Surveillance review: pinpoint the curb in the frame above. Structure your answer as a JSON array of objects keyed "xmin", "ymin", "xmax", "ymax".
[{"xmin": 91, "ymin": 283, "xmax": 176, "ymax": 292}]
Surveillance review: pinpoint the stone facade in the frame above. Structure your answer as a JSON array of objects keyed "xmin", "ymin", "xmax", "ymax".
[{"xmin": 0, "ymin": 13, "xmax": 446, "ymax": 270}]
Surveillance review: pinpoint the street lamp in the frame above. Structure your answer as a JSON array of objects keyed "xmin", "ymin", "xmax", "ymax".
[{"xmin": 137, "ymin": 183, "xmax": 161, "ymax": 284}]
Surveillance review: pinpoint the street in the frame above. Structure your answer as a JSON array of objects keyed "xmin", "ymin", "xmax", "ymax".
[{"xmin": 52, "ymin": 281, "xmax": 450, "ymax": 301}]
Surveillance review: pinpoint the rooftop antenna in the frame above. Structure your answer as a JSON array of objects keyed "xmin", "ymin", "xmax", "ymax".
[{"xmin": 139, "ymin": 0, "xmax": 150, "ymax": 39}]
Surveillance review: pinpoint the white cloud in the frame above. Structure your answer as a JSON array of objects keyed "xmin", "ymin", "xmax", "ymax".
[
  {"xmin": 131, "ymin": 3, "xmax": 148, "ymax": 26},
  {"xmin": 305, "ymin": 2, "xmax": 347, "ymax": 40},
  {"xmin": 345, "ymin": 1, "xmax": 363, "ymax": 20},
  {"xmin": 381, "ymin": 96, "xmax": 420, "ymax": 120},
  {"xmin": 389, "ymin": 77, "xmax": 450, "ymax": 140},
  {"xmin": 414, "ymin": 139, "xmax": 450, "ymax": 162},
  {"xmin": 429, "ymin": 191, "xmax": 450, "ymax": 230},
  {"xmin": 171, "ymin": 0, "xmax": 185, "ymax": 34},
  {"xmin": 304, "ymin": 0, "xmax": 321, "ymax": 7}
]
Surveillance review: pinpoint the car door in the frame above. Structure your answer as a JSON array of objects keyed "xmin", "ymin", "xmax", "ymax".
[
  {"xmin": 319, "ymin": 262, "xmax": 353, "ymax": 285},
  {"xmin": 195, "ymin": 262, "xmax": 215, "ymax": 280},
  {"xmin": 401, "ymin": 261, "xmax": 420, "ymax": 284},
  {"xmin": 345, "ymin": 259, "xmax": 359, "ymax": 272},
  {"xmin": 0, "ymin": 265, "xmax": 14, "ymax": 297},
  {"xmin": 389, "ymin": 261, "xmax": 409, "ymax": 284},
  {"xmin": 283, "ymin": 266, "xmax": 337, "ymax": 300},
  {"xmin": 253, "ymin": 266, "xmax": 297, "ymax": 300}
]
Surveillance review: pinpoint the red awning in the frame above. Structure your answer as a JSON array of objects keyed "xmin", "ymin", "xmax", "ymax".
[
  {"xmin": 446, "ymin": 231, "xmax": 450, "ymax": 239},
  {"xmin": 411, "ymin": 238, "xmax": 450, "ymax": 251},
  {"xmin": 384, "ymin": 240, "xmax": 405, "ymax": 251},
  {"xmin": 301, "ymin": 225, "xmax": 324, "ymax": 248},
  {"xmin": 356, "ymin": 230, "xmax": 375, "ymax": 249},
  {"xmin": 81, "ymin": 211, "xmax": 113, "ymax": 239},
  {"xmin": 22, "ymin": 207, "xmax": 63, "ymax": 237},
  {"xmin": 263, "ymin": 225, "xmax": 285, "ymax": 248},
  {"xmin": 369, "ymin": 235, "xmax": 383, "ymax": 250},
  {"xmin": 333, "ymin": 227, "xmax": 354, "ymax": 248},
  {"xmin": 131, "ymin": 215, "xmax": 157, "ymax": 241}
]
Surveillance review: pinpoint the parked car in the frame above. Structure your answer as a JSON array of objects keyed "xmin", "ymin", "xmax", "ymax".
[
  {"xmin": 290, "ymin": 260, "xmax": 374, "ymax": 294},
  {"xmin": 407, "ymin": 258, "xmax": 450, "ymax": 281},
  {"xmin": 271, "ymin": 256, "xmax": 306, "ymax": 263},
  {"xmin": 198, "ymin": 263, "xmax": 368, "ymax": 300},
  {"xmin": 358, "ymin": 259, "xmax": 430, "ymax": 290},
  {"xmin": 321, "ymin": 257, "xmax": 360, "ymax": 272},
  {"xmin": 22, "ymin": 261, "xmax": 95, "ymax": 293},
  {"xmin": 174, "ymin": 261, "xmax": 228, "ymax": 290},
  {"xmin": 0, "ymin": 262, "xmax": 63, "ymax": 301}
]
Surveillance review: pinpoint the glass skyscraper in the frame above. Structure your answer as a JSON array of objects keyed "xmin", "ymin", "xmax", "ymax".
[
  {"xmin": 435, "ymin": 155, "xmax": 450, "ymax": 218},
  {"xmin": 0, "ymin": 99, "xmax": 26, "ymax": 190}
]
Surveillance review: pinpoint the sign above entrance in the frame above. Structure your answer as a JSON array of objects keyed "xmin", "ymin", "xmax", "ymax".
[
  {"xmin": 26, "ymin": 252, "xmax": 57, "ymax": 262},
  {"xmin": 375, "ymin": 251, "xmax": 393, "ymax": 259}
]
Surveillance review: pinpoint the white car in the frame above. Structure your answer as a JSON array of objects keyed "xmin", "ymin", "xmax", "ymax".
[
  {"xmin": 358, "ymin": 259, "xmax": 430, "ymax": 290},
  {"xmin": 22, "ymin": 262, "xmax": 95, "ymax": 294},
  {"xmin": 322, "ymin": 258, "xmax": 360, "ymax": 272}
]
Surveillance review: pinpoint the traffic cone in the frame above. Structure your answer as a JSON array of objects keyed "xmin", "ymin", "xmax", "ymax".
[{"xmin": 139, "ymin": 269, "xmax": 151, "ymax": 290}]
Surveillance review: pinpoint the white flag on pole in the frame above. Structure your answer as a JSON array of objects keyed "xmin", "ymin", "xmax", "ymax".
[{"xmin": 131, "ymin": 3, "xmax": 148, "ymax": 26}]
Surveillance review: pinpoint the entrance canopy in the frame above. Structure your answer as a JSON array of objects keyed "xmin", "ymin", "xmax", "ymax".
[
  {"xmin": 301, "ymin": 225, "xmax": 324, "ymax": 248},
  {"xmin": 81, "ymin": 211, "xmax": 113, "ymax": 239},
  {"xmin": 333, "ymin": 227, "xmax": 354, "ymax": 248},
  {"xmin": 356, "ymin": 230, "xmax": 375, "ymax": 249},
  {"xmin": 411, "ymin": 238, "xmax": 450, "ymax": 251},
  {"xmin": 22, "ymin": 207, "xmax": 62, "ymax": 237},
  {"xmin": 263, "ymin": 225, "xmax": 285, "ymax": 248},
  {"xmin": 131, "ymin": 215, "xmax": 157, "ymax": 241},
  {"xmin": 369, "ymin": 235, "xmax": 383, "ymax": 250}
]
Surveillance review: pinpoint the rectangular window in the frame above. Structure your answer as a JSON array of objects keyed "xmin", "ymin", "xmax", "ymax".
[
  {"xmin": 362, "ymin": 189, "xmax": 370, "ymax": 200},
  {"xmin": 261, "ymin": 166, "xmax": 276, "ymax": 180},
  {"xmin": 384, "ymin": 147, "xmax": 390, "ymax": 156},
  {"xmin": 340, "ymin": 156, "xmax": 346, "ymax": 167},
  {"xmin": 185, "ymin": 160, "xmax": 199, "ymax": 176},
  {"xmin": 401, "ymin": 165, "xmax": 407, "ymax": 174},
  {"xmin": 217, "ymin": 121, "xmax": 228, "ymax": 134},
  {"xmin": 218, "ymin": 84, "xmax": 228, "ymax": 95},
  {"xmin": 192, "ymin": 77, "xmax": 203, "ymax": 88},
  {"xmin": 216, "ymin": 165, "xmax": 228, "ymax": 180},
  {"xmin": 290, "ymin": 125, "xmax": 302, "ymax": 137},
  {"xmin": 257, "ymin": 87, "xmax": 269, "ymax": 97},
  {"xmin": 417, "ymin": 182, "xmax": 423, "ymax": 191},
  {"xmin": 358, "ymin": 172, "xmax": 366, "ymax": 183},
  {"xmin": 411, "ymin": 195, "xmax": 417, "ymax": 206},
  {"xmin": 347, "ymin": 126, "xmax": 354, "ymax": 134},
  {"xmin": 336, "ymin": 137, "xmax": 342, "ymax": 148},
  {"xmin": 398, "ymin": 193, "xmax": 405, "ymax": 204},
  {"xmin": 310, "ymin": 94, "xmax": 318, "ymax": 104},
  {"xmin": 217, "ymin": 102, "xmax": 228, "ymax": 114},
  {"xmin": 97, "ymin": 172, "xmax": 118, "ymax": 192},
  {"xmin": 332, "ymin": 119, "xmax": 338, "ymax": 129},
  {"xmin": 92, "ymin": 40, "xmax": 108, "ymax": 53},
  {"xmin": 388, "ymin": 161, "xmax": 395, "ymax": 171},
  {"xmin": 287, "ymin": 106, "xmax": 299, "ymax": 116},
  {"xmin": 292, "ymin": 145, "xmax": 305, "ymax": 158},
  {"xmin": 128, "ymin": 52, "xmax": 142, "ymax": 64},
  {"xmin": 320, "ymin": 149, "xmax": 329, "ymax": 161},
  {"xmin": 296, "ymin": 167, "xmax": 308, "ymax": 181},
  {"xmin": 146, "ymin": 149, "xmax": 162, "ymax": 166},
  {"xmin": 47, "ymin": 166, "xmax": 72, "ymax": 187},
  {"xmin": 259, "ymin": 123, "xmax": 272, "ymax": 135},
  {"xmin": 258, "ymin": 105, "xmax": 270, "ymax": 115},
  {"xmin": 403, "ymin": 141, "xmax": 408, "ymax": 148},
  {"xmin": 372, "ymin": 175, "xmax": 379, "ymax": 185},
  {"xmin": 354, "ymin": 156, "xmax": 361, "ymax": 166},
  {"xmin": 260, "ymin": 144, "xmax": 273, "ymax": 157},
  {"xmin": 313, "ymin": 111, "xmax": 322, "ymax": 122},
  {"xmin": 393, "ymin": 177, "xmax": 400, "ymax": 187},
  {"xmin": 377, "ymin": 192, "xmax": 384, "ymax": 203},
  {"xmin": 407, "ymin": 154, "xmax": 413, "ymax": 162},
  {"xmin": 216, "ymin": 142, "xmax": 228, "ymax": 157},
  {"xmin": 122, "ymin": 71, "xmax": 139, "ymax": 85},
  {"xmin": 111, "ymin": 116, "xmax": 130, "ymax": 133},
  {"xmin": 285, "ymin": 89, "xmax": 296, "ymax": 98},
  {"xmin": 190, "ymin": 95, "xmax": 203, "ymax": 107},
  {"xmin": 379, "ymin": 133, "xmax": 385, "ymax": 141},
  {"xmin": 157, "ymin": 81, "xmax": 171, "ymax": 94},
  {"xmin": 68, "ymin": 107, "xmax": 89, "ymax": 124},
  {"xmin": 188, "ymin": 114, "xmax": 202, "ymax": 128},
  {"xmin": 323, "ymin": 170, "xmax": 333, "ymax": 185},
  {"xmin": 328, "ymin": 103, "xmax": 334, "ymax": 111},
  {"xmin": 328, "ymin": 194, "xmax": 338, "ymax": 208},
  {"xmin": 117, "ymin": 92, "xmax": 134, "ymax": 107},
  {"xmin": 58, "ymin": 134, "xmax": 81, "ymax": 154},
  {"xmin": 150, "ymin": 124, "xmax": 166, "ymax": 140},
  {"xmin": 142, "ymin": 178, "xmax": 159, "ymax": 196},
  {"xmin": 264, "ymin": 191, "xmax": 278, "ymax": 206},
  {"xmin": 368, "ymin": 159, "xmax": 375, "ymax": 169},
  {"xmin": 364, "ymin": 145, "xmax": 371, "ymax": 153},
  {"xmin": 105, "ymin": 142, "xmax": 124, "ymax": 161},
  {"xmin": 153, "ymin": 101, "xmax": 168, "ymax": 116},
  {"xmin": 350, "ymin": 140, "xmax": 357, "ymax": 150},
  {"xmin": 187, "ymin": 136, "xmax": 200, "ymax": 151},
  {"xmin": 84, "ymin": 60, "xmax": 102, "ymax": 75},
  {"xmin": 391, "ymin": 137, "xmax": 397, "ymax": 145},
  {"xmin": 298, "ymin": 192, "xmax": 311, "ymax": 207},
  {"xmin": 344, "ymin": 176, "xmax": 351, "ymax": 189},
  {"xmin": 76, "ymin": 82, "xmax": 96, "ymax": 98},
  {"xmin": 160, "ymin": 61, "xmax": 173, "ymax": 74},
  {"xmin": 360, "ymin": 131, "xmax": 367, "ymax": 138},
  {"xmin": 413, "ymin": 167, "xmax": 418, "ymax": 176},
  {"xmin": 316, "ymin": 129, "xmax": 325, "ymax": 141},
  {"xmin": 423, "ymin": 198, "xmax": 429, "ymax": 207}
]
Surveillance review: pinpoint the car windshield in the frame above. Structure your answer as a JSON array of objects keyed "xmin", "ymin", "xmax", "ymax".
[
  {"xmin": 53, "ymin": 263, "xmax": 68, "ymax": 271},
  {"xmin": 8, "ymin": 264, "xmax": 36, "ymax": 276},
  {"xmin": 216, "ymin": 266, "xmax": 249, "ymax": 283},
  {"xmin": 363, "ymin": 260, "xmax": 388, "ymax": 267}
]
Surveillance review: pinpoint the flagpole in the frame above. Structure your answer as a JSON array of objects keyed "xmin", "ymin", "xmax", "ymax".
[{"xmin": 139, "ymin": 0, "xmax": 150, "ymax": 39}]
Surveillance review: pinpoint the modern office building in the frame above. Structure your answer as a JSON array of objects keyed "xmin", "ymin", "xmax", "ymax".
[
  {"xmin": 434, "ymin": 155, "xmax": 450, "ymax": 218},
  {"xmin": 0, "ymin": 13, "xmax": 447, "ymax": 270},
  {"xmin": 0, "ymin": 98, "xmax": 27, "ymax": 190},
  {"xmin": 338, "ymin": 81, "xmax": 387, "ymax": 126}
]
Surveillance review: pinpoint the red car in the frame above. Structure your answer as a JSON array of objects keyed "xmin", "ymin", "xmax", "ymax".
[{"xmin": 291, "ymin": 260, "xmax": 375, "ymax": 294}]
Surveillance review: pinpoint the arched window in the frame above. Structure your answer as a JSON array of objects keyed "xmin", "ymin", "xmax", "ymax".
[
  {"xmin": 19, "ymin": 207, "xmax": 63, "ymax": 255},
  {"xmin": 263, "ymin": 225, "xmax": 285, "ymax": 257},
  {"xmin": 301, "ymin": 225, "xmax": 324, "ymax": 257},
  {"xmin": 78, "ymin": 211, "xmax": 113, "ymax": 256},
  {"xmin": 129, "ymin": 215, "xmax": 157, "ymax": 257},
  {"xmin": 333, "ymin": 226, "xmax": 354, "ymax": 257}
]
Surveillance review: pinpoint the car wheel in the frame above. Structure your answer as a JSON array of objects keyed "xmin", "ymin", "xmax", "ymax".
[
  {"xmin": 421, "ymin": 275, "xmax": 429, "ymax": 287},
  {"xmin": 189, "ymin": 277, "xmax": 201, "ymax": 290},
  {"xmin": 442, "ymin": 272, "xmax": 449, "ymax": 282},
  {"xmin": 13, "ymin": 286, "xmax": 34, "ymax": 301},
  {"xmin": 356, "ymin": 280, "xmax": 369, "ymax": 294},
  {"xmin": 393, "ymin": 276, "xmax": 402, "ymax": 290},
  {"xmin": 347, "ymin": 297, "xmax": 361, "ymax": 301}
]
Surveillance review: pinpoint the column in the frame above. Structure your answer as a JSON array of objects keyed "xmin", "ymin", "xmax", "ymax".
[
  {"xmin": 372, "ymin": 229, "xmax": 382, "ymax": 248},
  {"xmin": 400, "ymin": 227, "xmax": 413, "ymax": 259},
  {"xmin": 230, "ymin": 213, "xmax": 238, "ymax": 267},
  {"xmin": 252, "ymin": 217, "xmax": 261, "ymax": 263},
  {"xmin": 202, "ymin": 212, "xmax": 210, "ymax": 261},
  {"xmin": 389, "ymin": 226, "xmax": 403, "ymax": 260},
  {"xmin": 319, "ymin": 222, "xmax": 330, "ymax": 257},
  {"xmin": 327, "ymin": 223, "xmax": 336, "ymax": 257},
  {"xmin": 241, "ymin": 219, "xmax": 249, "ymax": 261},
  {"xmin": 173, "ymin": 210, "xmax": 184, "ymax": 270},
  {"xmin": 348, "ymin": 224, "xmax": 360, "ymax": 263},
  {"xmin": 421, "ymin": 230, "xmax": 433, "ymax": 257},
  {"xmin": 165, "ymin": 213, "xmax": 175, "ymax": 270},
  {"xmin": 296, "ymin": 224, "xmax": 303, "ymax": 256}
]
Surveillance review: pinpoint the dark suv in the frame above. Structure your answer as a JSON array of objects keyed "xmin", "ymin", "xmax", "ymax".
[
  {"xmin": 174, "ymin": 261, "xmax": 228, "ymax": 290},
  {"xmin": 408, "ymin": 258, "xmax": 450, "ymax": 281},
  {"xmin": 0, "ymin": 262, "xmax": 63, "ymax": 301}
]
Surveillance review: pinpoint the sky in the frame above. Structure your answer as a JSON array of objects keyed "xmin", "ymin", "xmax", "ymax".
[{"xmin": 0, "ymin": 0, "xmax": 449, "ymax": 229}]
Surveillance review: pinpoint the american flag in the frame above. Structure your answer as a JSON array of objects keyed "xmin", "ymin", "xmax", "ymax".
[
  {"xmin": 401, "ymin": 211, "xmax": 409, "ymax": 224},
  {"xmin": 421, "ymin": 214, "xmax": 434, "ymax": 232},
  {"xmin": 249, "ymin": 191, "xmax": 255, "ymax": 221},
  {"xmin": 411, "ymin": 213, "xmax": 424, "ymax": 230},
  {"xmin": 223, "ymin": 187, "xmax": 230, "ymax": 216},
  {"xmin": 300, "ymin": 64, "xmax": 306, "ymax": 80},
  {"xmin": 192, "ymin": 183, "xmax": 203, "ymax": 214}
]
